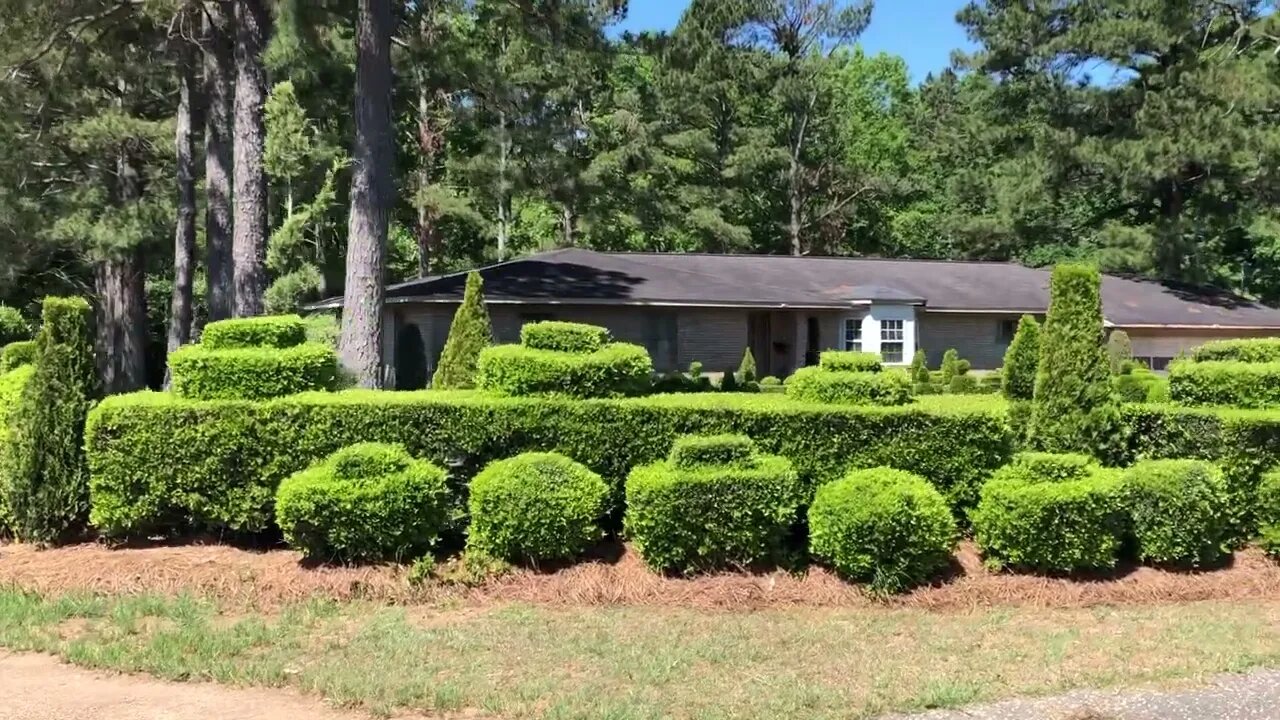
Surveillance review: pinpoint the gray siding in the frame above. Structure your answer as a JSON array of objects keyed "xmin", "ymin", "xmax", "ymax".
[{"xmin": 917, "ymin": 311, "xmax": 1021, "ymax": 370}]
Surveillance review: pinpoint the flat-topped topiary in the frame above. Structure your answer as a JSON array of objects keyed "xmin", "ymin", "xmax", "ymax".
[
  {"xmin": 168, "ymin": 314, "xmax": 339, "ymax": 401},
  {"xmin": 200, "ymin": 314, "xmax": 307, "ymax": 349},
  {"xmin": 1191, "ymin": 338, "xmax": 1280, "ymax": 364},
  {"xmin": 1121, "ymin": 459, "xmax": 1229, "ymax": 568},
  {"xmin": 476, "ymin": 321, "xmax": 653, "ymax": 398},
  {"xmin": 818, "ymin": 350, "xmax": 882, "ymax": 373},
  {"xmin": 521, "ymin": 321, "xmax": 611, "ymax": 353},
  {"xmin": 669, "ymin": 434, "xmax": 756, "ymax": 469},
  {"xmin": 786, "ymin": 365, "xmax": 912, "ymax": 406}
]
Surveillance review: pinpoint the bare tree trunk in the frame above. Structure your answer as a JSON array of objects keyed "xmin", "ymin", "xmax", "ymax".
[
  {"xmin": 787, "ymin": 153, "xmax": 802, "ymax": 256},
  {"xmin": 96, "ymin": 250, "xmax": 149, "ymax": 395},
  {"xmin": 204, "ymin": 1, "xmax": 235, "ymax": 322},
  {"xmin": 414, "ymin": 68, "xmax": 441, "ymax": 279},
  {"xmin": 562, "ymin": 204, "xmax": 574, "ymax": 247},
  {"xmin": 166, "ymin": 30, "xmax": 201, "ymax": 387},
  {"xmin": 496, "ymin": 109, "xmax": 510, "ymax": 260},
  {"xmin": 339, "ymin": 0, "xmax": 393, "ymax": 388},
  {"xmin": 232, "ymin": 0, "xmax": 270, "ymax": 317}
]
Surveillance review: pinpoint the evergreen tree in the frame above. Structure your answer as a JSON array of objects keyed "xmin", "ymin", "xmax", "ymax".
[
  {"xmin": 909, "ymin": 349, "xmax": 929, "ymax": 384},
  {"xmin": 431, "ymin": 272, "xmax": 492, "ymax": 388},
  {"xmin": 1031, "ymin": 265, "xmax": 1121, "ymax": 457},
  {"xmin": 1001, "ymin": 315, "xmax": 1040, "ymax": 401},
  {"xmin": 737, "ymin": 347, "xmax": 757, "ymax": 383},
  {"xmin": 1107, "ymin": 330, "xmax": 1133, "ymax": 375}
]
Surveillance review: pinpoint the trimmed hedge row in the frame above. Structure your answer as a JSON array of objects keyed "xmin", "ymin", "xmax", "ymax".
[
  {"xmin": 475, "ymin": 343, "xmax": 653, "ymax": 398},
  {"xmin": 1121, "ymin": 459, "xmax": 1228, "ymax": 567},
  {"xmin": 168, "ymin": 343, "xmax": 339, "ymax": 400},
  {"xmin": 670, "ymin": 434, "xmax": 755, "ymax": 468},
  {"xmin": 1191, "ymin": 338, "xmax": 1280, "ymax": 363},
  {"xmin": 85, "ymin": 392, "xmax": 1013, "ymax": 536},
  {"xmin": 786, "ymin": 366, "xmax": 912, "ymax": 406},
  {"xmin": 819, "ymin": 351, "xmax": 882, "ymax": 373},
  {"xmin": 1167, "ymin": 360, "xmax": 1280, "ymax": 408},
  {"xmin": 201, "ymin": 315, "xmax": 307, "ymax": 349}
]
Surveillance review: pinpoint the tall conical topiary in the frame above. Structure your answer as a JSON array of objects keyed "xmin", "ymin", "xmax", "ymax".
[
  {"xmin": 431, "ymin": 272, "xmax": 492, "ymax": 389},
  {"xmin": 737, "ymin": 347, "xmax": 757, "ymax": 383},
  {"xmin": 4, "ymin": 297, "xmax": 99, "ymax": 544},
  {"xmin": 1001, "ymin": 315, "xmax": 1040, "ymax": 400},
  {"xmin": 1030, "ymin": 265, "xmax": 1123, "ymax": 458}
]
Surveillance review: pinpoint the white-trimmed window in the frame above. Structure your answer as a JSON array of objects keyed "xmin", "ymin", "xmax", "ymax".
[
  {"xmin": 843, "ymin": 318, "xmax": 862, "ymax": 351},
  {"xmin": 881, "ymin": 319, "xmax": 905, "ymax": 363}
]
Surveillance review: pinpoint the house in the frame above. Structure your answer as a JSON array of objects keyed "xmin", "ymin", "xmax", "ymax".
[{"xmin": 309, "ymin": 249, "xmax": 1280, "ymax": 382}]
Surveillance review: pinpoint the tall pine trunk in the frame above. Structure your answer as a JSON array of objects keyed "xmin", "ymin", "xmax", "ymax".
[
  {"xmin": 232, "ymin": 0, "xmax": 270, "ymax": 317},
  {"xmin": 96, "ymin": 250, "xmax": 148, "ymax": 395},
  {"xmin": 204, "ymin": 1, "xmax": 235, "ymax": 323},
  {"xmin": 339, "ymin": 0, "xmax": 393, "ymax": 387},
  {"xmin": 166, "ymin": 30, "xmax": 200, "ymax": 388}
]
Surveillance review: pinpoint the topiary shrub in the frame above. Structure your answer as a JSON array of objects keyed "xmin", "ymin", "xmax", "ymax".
[
  {"xmin": 201, "ymin": 314, "xmax": 307, "ymax": 349},
  {"xmin": 940, "ymin": 349, "xmax": 963, "ymax": 384},
  {"xmin": 467, "ymin": 452, "xmax": 609, "ymax": 563},
  {"xmin": 275, "ymin": 442, "xmax": 451, "ymax": 562},
  {"xmin": 4, "ymin": 297, "xmax": 98, "ymax": 545},
  {"xmin": 1121, "ymin": 459, "xmax": 1229, "ymax": 567},
  {"xmin": 737, "ymin": 347, "xmax": 757, "ymax": 383},
  {"xmin": 808, "ymin": 467, "xmax": 955, "ymax": 592},
  {"xmin": 1167, "ymin": 360, "xmax": 1280, "ymax": 408},
  {"xmin": 910, "ymin": 349, "xmax": 930, "ymax": 384},
  {"xmin": 947, "ymin": 374, "xmax": 979, "ymax": 394},
  {"xmin": 719, "ymin": 367, "xmax": 739, "ymax": 392},
  {"xmin": 786, "ymin": 366, "xmax": 912, "ymax": 405},
  {"xmin": 432, "ymin": 271, "xmax": 493, "ymax": 389},
  {"xmin": 0, "ymin": 305, "xmax": 30, "ymax": 348},
  {"xmin": 1106, "ymin": 330, "xmax": 1133, "ymax": 375},
  {"xmin": 819, "ymin": 350, "xmax": 882, "ymax": 373},
  {"xmin": 0, "ymin": 364, "xmax": 36, "ymax": 532},
  {"xmin": 1030, "ymin": 264, "xmax": 1123, "ymax": 459},
  {"xmin": 521, "ymin": 321, "xmax": 610, "ymax": 354},
  {"xmin": 971, "ymin": 456, "xmax": 1123, "ymax": 573},
  {"xmin": 169, "ymin": 342, "xmax": 339, "ymax": 400},
  {"xmin": 476, "ymin": 342, "xmax": 653, "ymax": 398},
  {"xmin": 670, "ymin": 434, "xmax": 756, "ymax": 469},
  {"xmin": 625, "ymin": 439, "xmax": 802, "ymax": 573},
  {"xmin": 0, "ymin": 341, "xmax": 37, "ymax": 373},
  {"xmin": 1002, "ymin": 315, "xmax": 1040, "ymax": 401},
  {"xmin": 1113, "ymin": 367, "xmax": 1163, "ymax": 403},
  {"xmin": 1192, "ymin": 338, "xmax": 1280, "ymax": 364}
]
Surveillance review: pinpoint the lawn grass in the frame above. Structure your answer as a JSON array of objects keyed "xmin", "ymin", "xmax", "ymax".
[{"xmin": 1, "ymin": 588, "xmax": 1279, "ymax": 719}]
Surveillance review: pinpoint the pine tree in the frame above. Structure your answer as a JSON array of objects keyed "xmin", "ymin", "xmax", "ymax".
[
  {"xmin": 432, "ymin": 272, "xmax": 492, "ymax": 389},
  {"xmin": 1031, "ymin": 264, "xmax": 1121, "ymax": 457},
  {"xmin": 1001, "ymin": 315, "xmax": 1040, "ymax": 401}
]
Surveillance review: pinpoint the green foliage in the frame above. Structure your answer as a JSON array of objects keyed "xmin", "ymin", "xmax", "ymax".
[
  {"xmin": 625, "ymin": 446, "xmax": 802, "ymax": 574},
  {"xmin": 940, "ymin": 349, "xmax": 963, "ymax": 383},
  {"xmin": 0, "ymin": 341, "xmax": 37, "ymax": 373},
  {"xmin": 1031, "ymin": 265, "xmax": 1122, "ymax": 458},
  {"xmin": 1258, "ymin": 467, "xmax": 1280, "ymax": 530},
  {"xmin": 274, "ymin": 443, "xmax": 451, "ymax": 562},
  {"xmin": 168, "ymin": 343, "xmax": 338, "ymax": 400},
  {"xmin": 520, "ymin": 321, "xmax": 611, "ymax": 353},
  {"xmin": 431, "ymin": 273, "xmax": 492, "ymax": 390},
  {"xmin": 719, "ymin": 368, "xmax": 740, "ymax": 392},
  {"xmin": 0, "ymin": 306, "xmax": 30, "ymax": 347},
  {"xmin": 303, "ymin": 313, "xmax": 340, "ymax": 349},
  {"xmin": 85, "ymin": 392, "xmax": 1012, "ymax": 536},
  {"xmin": 1113, "ymin": 367, "xmax": 1166, "ymax": 403},
  {"xmin": 947, "ymin": 374, "xmax": 979, "ymax": 395},
  {"xmin": 1106, "ymin": 331, "xmax": 1133, "ymax": 375},
  {"xmin": 4, "ymin": 297, "xmax": 98, "ymax": 545},
  {"xmin": 1192, "ymin": 338, "xmax": 1280, "ymax": 364},
  {"xmin": 1168, "ymin": 360, "xmax": 1280, "ymax": 408},
  {"xmin": 819, "ymin": 350, "xmax": 882, "ymax": 373},
  {"xmin": 972, "ymin": 467, "xmax": 1124, "ymax": 574},
  {"xmin": 808, "ymin": 467, "xmax": 955, "ymax": 592},
  {"xmin": 1002, "ymin": 315, "xmax": 1040, "ymax": 401},
  {"xmin": 669, "ymin": 434, "xmax": 756, "ymax": 469},
  {"xmin": 476, "ymin": 343, "xmax": 653, "ymax": 398},
  {"xmin": 467, "ymin": 452, "xmax": 609, "ymax": 562},
  {"xmin": 0, "ymin": 364, "xmax": 35, "ymax": 531},
  {"xmin": 759, "ymin": 376, "xmax": 782, "ymax": 388},
  {"xmin": 786, "ymin": 366, "xmax": 912, "ymax": 406},
  {"xmin": 910, "ymin": 349, "xmax": 930, "ymax": 384},
  {"xmin": 737, "ymin": 348, "xmax": 757, "ymax": 383},
  {"xmin": 201, "ymin": 315, "xmax": 307, "ymax": 349},
  {"xmin": 1121, "ymin": 459, "xmax": 1229, "ymax": 568},
  {"xmin": 995, "ymin": 451, "xmax": 1098, "ymax": 484}
]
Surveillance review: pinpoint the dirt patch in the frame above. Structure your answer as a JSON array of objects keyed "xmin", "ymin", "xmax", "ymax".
[{"xmin": 3, "ymin": 540, "xmax": 1280, "ymax": 611}]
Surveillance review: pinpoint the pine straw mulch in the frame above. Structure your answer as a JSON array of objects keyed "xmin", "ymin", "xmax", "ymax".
[{"xmin": 2, "ymin": 539, "xmax": 1280, "ymax": 612}]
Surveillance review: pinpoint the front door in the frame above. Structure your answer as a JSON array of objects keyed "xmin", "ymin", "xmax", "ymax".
[{"xmin": 747, "ymin": 312, "xmax": 772, "ymax": 377}]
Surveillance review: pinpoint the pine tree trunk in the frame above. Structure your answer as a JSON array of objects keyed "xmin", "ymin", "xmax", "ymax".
[
  {"xmin": 338, "ymin": 0, "xmax": 393, "ymax": 388},
  {"xmin": 96, "ymin": 249, "xmax": 148, "ymax": 396},
  {"xmin": 496, "ymin": 109, "xmax": 510, "ymax": 260},
  {"xmin": 788, "ymin": 153, "xmax": 802, "ymax": 256},
  {"xmin": 204, "ymin": 1, "xmax": 235, "ymax": 323},
  {"xmin": 166, "ymin": 32, "xmax": 200, "ymax": 387},
  {"xmin": 232, "ymin": 0, "xmax": 270, "ymax": 317}
]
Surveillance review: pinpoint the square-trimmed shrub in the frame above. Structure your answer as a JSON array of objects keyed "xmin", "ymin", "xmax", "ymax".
[
  {"xmin": 475, "ymin": 343, "xmax": 653, "ymax": 398},
  {"xmin": 467, "ymin": 452, "xmax": 609, "ymax": 562},
  {"xmin": 997, "ymin": 451, "xmax": 1098, "ymax": 484},
  {"xmin": 520, "ymin": 321, "xmax": 611, "ymax": 354},
  {"xmin": 0, "ymin": 341, "xmax": 36, "ymax": 373},
  {"xmin": 1167, "ymin": 360, "xmax": 1280, "ymax": 408},
  {"xmin": 786, "ymin": 366, "xmax": 912, "ymax": 406},
  {"xmin": 86, "ymin": 392, "xmax": 1012, "ymax": 536},
  {"xmin": 274, "ymin": 442, "xmax": 451, "ymax": 562},
  {"xmin": 669, "ymin": 434, "xmax": 756, "ymax": 469},
  {"xmin": 1191, "ymin": 338, "xmax": 1280, "ymax": 364},
  {"xmin": 808, "ymin": 467, "xmax": 955, "ymax": 592},
  {"xmin": 819, "ymin": 350, "xmax": 882, "ymax": 373},
  {"xmin": 200, "ymin": 314, "xmax": 307, "ymax": 349},
  {"xmin": 1121, "ymin": 459, "xmax": 1229, "ymax": 568},
  {"xmin": 625, "ymin": 447, "xmax": 801, "ymax": 573},
  {"xmin": 168, "ymin": 342, "xmax": 339, "ymax": 400}
]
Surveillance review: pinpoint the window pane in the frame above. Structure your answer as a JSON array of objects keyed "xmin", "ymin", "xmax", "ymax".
[
  {"xmin": 881, "ymin": 319, "xmax": 904, "ymax": 341},
  {"xmin": 844, "ymin": 318, "xmax": 862, "ymax": 351},
  {"xmin": 882, "ymin": 342, "xmax": 903, "ymax": 364}
]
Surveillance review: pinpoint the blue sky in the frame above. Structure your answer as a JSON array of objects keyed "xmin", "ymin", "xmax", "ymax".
[{"xmin": 615, "ymin": 0, "xmax": 974, "ymax": 83}]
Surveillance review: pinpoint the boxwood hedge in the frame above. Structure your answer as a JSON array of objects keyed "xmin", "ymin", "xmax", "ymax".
[
  {"xmin": 520, "ymin": 321, "xmax": 611, "ymax": 354},
  {"xmin": 1167, "ymin": 360, "xmax": 1280, "ymax": 409},
  {"xmin": 818, "ymin": 351, "xmax": 882, "ymax": 373},
  {"xmin": 85, "ymin": 392, "xmax": 1012, "ymax": 536},
  {"xmin": 475, "ymin": 343, "xmax": 653, "ymax": 398},
  {"xmin": 785, "ymin": 366, "xmax": 912, "ymax": 406},
  {"xmin": 168, "ymin": 342, "xmax": 339, "ymax": 400},
  {"xmin": 1191, "ymin": 338, "xmax": 1280, "ymax": 363},
  {"xmin": 0, "ymin": 341, "xmax": 36, "ymax": 373},
  {"xmin": 1121, "ymin": 459, "xmax": 1229, "ymax": 568},
  {"xmin": 669, "ymin": 434, "xmax": 756, "ymax": 468},
  {"xmin": 201, "ymin": 315, "xmax": 307, "ymax": 349}
]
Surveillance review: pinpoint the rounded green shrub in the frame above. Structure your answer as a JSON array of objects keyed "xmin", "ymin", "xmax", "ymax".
[
  {"xmin": 808, "ymin": 467, "xmax": 955, "ymax": 592},
  {"xmin": 947, "ymin": 374, "xmax": 979, "ymax": 394},
  {"xmin": 0, "ymin": 341, "xmax": 37, "ymax": 373},
  {"xmin": 1121, "ymin": 459, "xmax": 1229, "ymax": 567},
  {"xmin": 201, "ymin": 314, "xmax": 307, "ymax": 349},
  {"xmin": 467, "ymin": 452, "xmax": 609, "ymax": 562},
  {"xmin": 819, "ymin": 350, "xmax": 882, "ymax": 373},
  {"xmin": 476, "ymin": 342, "xmax": 653, "ymax": 398},
  {"xmin": 275, "ymin": 442, "xmax": 450, "ymax": 562},
  {"xmin": 0, "ymin": 305, "xmax": 30, "ymax": 348},
  {"xmin": 1192, "ymin": 338, "xmax": 1280, "ymax": 364},
  {"xmin": 625, "ymin": 446, "xmax": 802, "ymax": 574},
  {"xmin": 972, "ymin": 468, "xmax": 1124, "ymax": 573},
  {"xmin": 786, "ymin": 366, "xmax": 912, "ymax": 406},
  {"xmin": 670, "ymin": 434, "xmax": 756, "ymax": 469},
  {"xmin": 521, "ymin": 321, "xmax": 611, "ymax": 354},
  {"xmin": 169, "ymin": 342, "xmax": 338, "ymax": 400}
]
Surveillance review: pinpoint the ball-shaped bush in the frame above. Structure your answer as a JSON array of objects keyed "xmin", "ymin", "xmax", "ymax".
[
  {"xmin": 467, "ymin": 452, "xmax": 610, "ymax": 563},
  {"xmin": 275, "ymin": 443, "xmax": 450, "ymax": 563},
  {"xmin": 1121, "ymin": 459, "xmax": 1229, "ymax": 567},
  {"xmin": 808, "ymin": 467, "xmax": 956, "ymax": 592}
]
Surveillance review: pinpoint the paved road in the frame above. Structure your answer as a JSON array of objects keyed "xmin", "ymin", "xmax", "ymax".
[
  {"xmin": 0, "ymin": 652, "xmax": 436, "ymax": 720},
  {"xmin": 880, "ymin": 669, "xmax": 1280, "ymax": 720}
]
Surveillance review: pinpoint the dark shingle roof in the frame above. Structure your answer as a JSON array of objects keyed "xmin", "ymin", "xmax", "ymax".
[{"xmin": 323, "ymin": 248, "xmax": 1280, "ymax": 328}]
